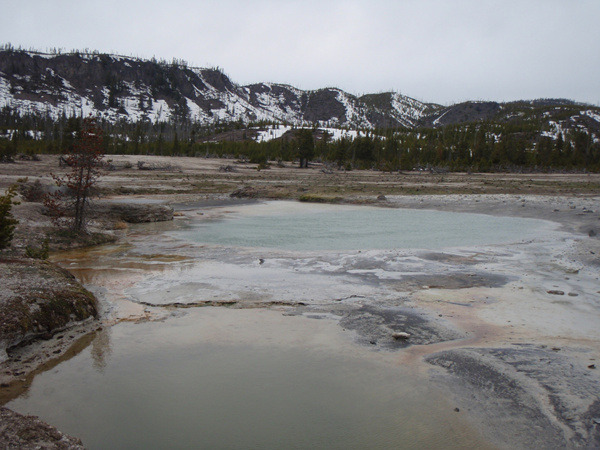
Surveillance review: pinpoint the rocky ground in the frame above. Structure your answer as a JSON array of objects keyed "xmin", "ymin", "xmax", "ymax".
[
  {"xmin": 0, "ymin": 259, "xmax": 98, "ymax": 365},
  {"xmin": 0, "ymin": 407, "xmax": 84, "ymax": 449},
  {"xmin": 1, "ymin": 155, "xmax": 599, "ymax": 448}
]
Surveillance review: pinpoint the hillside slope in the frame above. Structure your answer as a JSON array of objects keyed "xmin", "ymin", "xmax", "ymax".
[{"xmin": 0, "ymin": 50, "xmax": 436, "ymax": 129}]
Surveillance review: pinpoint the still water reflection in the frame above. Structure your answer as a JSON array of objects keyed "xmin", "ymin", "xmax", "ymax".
[{"xmin": 5, "ymin": 309, "xmax": 492, "ymax": 449}]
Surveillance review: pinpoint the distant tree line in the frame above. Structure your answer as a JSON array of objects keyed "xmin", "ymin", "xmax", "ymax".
[{"xmin": 1, "ymin": 106, "xmax": 599, "ymax": 172}]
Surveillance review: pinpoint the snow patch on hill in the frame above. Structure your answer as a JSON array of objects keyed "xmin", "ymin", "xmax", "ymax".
[
  {"xmin": 252, "ymin": 125, "xmax": 369, "ymax": 143},
  {"xmin": 254, "ymin": 125, "xmax": 293, "ymax": 142},
  {"xmin": 390, "ymin": 93, "xmax": 433, "ymax": 127},
  {"xmin": 581, "ymin": 110, "xmax": 600, "ymax": 123}
]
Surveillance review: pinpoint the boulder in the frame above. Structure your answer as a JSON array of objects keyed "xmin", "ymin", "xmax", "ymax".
[
  {"xmin": 392, "ymin": 331, "xmax": 411, "ymax": 340},
  {"xmin": 0, "ymin": 259, "xmax": 98, "ymax": 359}
]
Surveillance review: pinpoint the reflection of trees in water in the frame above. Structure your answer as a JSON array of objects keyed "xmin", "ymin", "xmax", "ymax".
[{"xmin": 91, "ymin": 328, "xmax": 112, "ymax": 372}]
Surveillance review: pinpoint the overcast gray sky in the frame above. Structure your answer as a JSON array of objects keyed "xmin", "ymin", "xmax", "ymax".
[{"xmin": 1, "ymin": 0, "xmax": 599, "ymax": 105}]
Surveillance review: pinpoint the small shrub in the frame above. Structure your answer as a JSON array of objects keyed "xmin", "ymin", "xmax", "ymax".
[
  {"xmin": 256, "ymin": 162, "xmax": 270, "ymax": 171},
  {"xmin": 0, "ymin": 185, "xmax": 19, "ymax": 250},
  {"xmin": 0, "ymin": 139, "xmax": 17, "ymax": 163},
  {"xmin": 298, "ymin": 194, "xmax": 343, "ymax": 203},
  {"xmin": 25, "ymin": 239, "xmax": 49, "ymax": 260},
  {"xmin": 19, "ymin": 179, "xmax": 46, "ymax": 202},
  {"xmin": 249, "ymin": 152, "xmax": 268, "ymax": 165},
  {"xmin": 113, "ymin": 220, "xmax": 128, "ymax": 230}
]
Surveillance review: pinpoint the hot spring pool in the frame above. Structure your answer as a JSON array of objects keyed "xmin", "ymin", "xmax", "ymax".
[
  {"xmin": 2, "ymin": 201, "xmax": 557, "ymax": 449},
  {"xmin": 172, "ymin": 201, "xmax": 556, "ymax": 251}
]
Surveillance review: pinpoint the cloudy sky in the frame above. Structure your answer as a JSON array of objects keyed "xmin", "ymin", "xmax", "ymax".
[{"xmin": 2, "ymin": 0, "xmax": 599, "ymax": 105}]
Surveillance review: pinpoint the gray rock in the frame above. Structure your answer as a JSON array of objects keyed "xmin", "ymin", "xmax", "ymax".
[
  {"xmin": 0, "ymin": 407, "xmax": 84, "ymax": 449},
  {"xmin": 392, "ymin": 331, "xmax": 411, "ymax": 340}
]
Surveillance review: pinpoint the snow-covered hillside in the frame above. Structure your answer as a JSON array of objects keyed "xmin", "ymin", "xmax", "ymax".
[
  {"xmin": 2, "ymin": 49, "xmax": 598, "ymax": 144},
  {"xmin": 0, "ymin": 50, "xmax": 436, "ymax": 129}
]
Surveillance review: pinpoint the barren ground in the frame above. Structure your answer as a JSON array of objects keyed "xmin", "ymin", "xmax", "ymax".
[{"xmin": 1, "ymin": 154, "xmax": 600, "ymax": 200}]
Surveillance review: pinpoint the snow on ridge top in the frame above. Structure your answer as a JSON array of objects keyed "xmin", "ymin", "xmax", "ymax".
[
  {"xmin": 273, "ymin": 82, "xmax": 303, "ymax": 93},
  {"xmin": 19, "ymin": 50, "xmax": 122, "ymax": 62},
  {"xmin": 25, "ymin": 51, "xmax": 56, "ymax": 60},
  {"xmin": 258, "ymin": 82, "xmax": 304, "ymax": 95},
  {"xmin": 392, "ymin": 92, "xmax": 431, "ymax": 113}
]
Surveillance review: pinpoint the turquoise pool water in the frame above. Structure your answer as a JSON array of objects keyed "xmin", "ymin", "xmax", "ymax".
[{"xmin": 175, "ymin": 202, "xmax": 554, "ymax": 251}]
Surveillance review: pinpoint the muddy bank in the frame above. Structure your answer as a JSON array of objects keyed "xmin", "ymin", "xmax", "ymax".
[
  {"xmin": 0, "ymin": 188, "xmax": 174, "ymax": 447},
  {"xmin": 92, "ymin": 199, "xmax": 174, "ymax": 223},
  {"xmin": 0, "ymin": 190, "xmax": 176, "ymax": 376},
  {"xmin": 6, "ymin": 198, "xmax": 171, "ymax": 262}
]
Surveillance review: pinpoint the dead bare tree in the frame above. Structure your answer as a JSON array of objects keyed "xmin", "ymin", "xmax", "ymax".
[{"xmin": 45, "ymin": 117, "xmax": 104, "ymax": 233}]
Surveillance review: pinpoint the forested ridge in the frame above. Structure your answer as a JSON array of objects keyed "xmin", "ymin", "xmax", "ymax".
[
  {"xmin": 1, "ymin": 46, "xmax": 599, "ymax": 172},
  {"xmin": 2, "ymin": 106, "xmax": 598, "ymax": 172}
]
